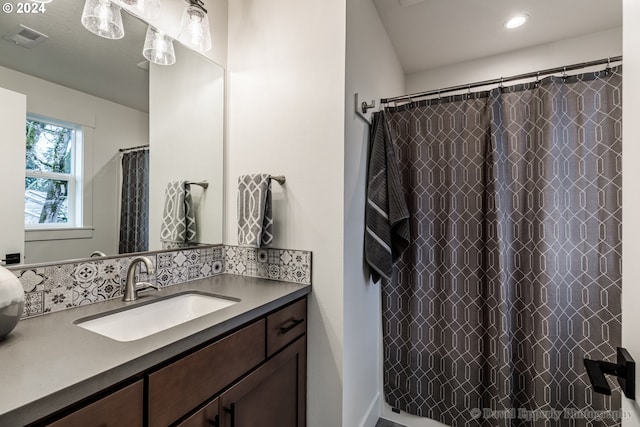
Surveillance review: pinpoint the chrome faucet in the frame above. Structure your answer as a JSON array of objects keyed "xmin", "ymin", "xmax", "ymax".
[{"xmin": 122, "ymin": 256, "xmax": 160, "ymax": 302}]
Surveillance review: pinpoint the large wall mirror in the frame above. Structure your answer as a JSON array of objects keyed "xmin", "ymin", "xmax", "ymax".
[{"xmin": 0, "ymin": 0, "xmax": 224, "ymax": 265}]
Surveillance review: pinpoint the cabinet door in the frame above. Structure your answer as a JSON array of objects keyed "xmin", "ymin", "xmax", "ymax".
[
  {"xmin": 46, "ymin": 380, "xmax": 143, "ymax": 427},
  {"xmin": 220, "ymin": 336, "xmax": 306, "ymax": 427}
]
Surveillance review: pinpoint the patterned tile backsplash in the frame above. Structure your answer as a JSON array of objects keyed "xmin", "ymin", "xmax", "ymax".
[{"xmin": 10, "ymin": 245, "xmax": 311, "ymax": 319}]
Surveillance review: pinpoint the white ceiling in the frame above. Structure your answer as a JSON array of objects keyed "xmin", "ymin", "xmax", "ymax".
[
  {"xmin": 0, "ymin": 0, "xmax": 149, "ymax": 112},
  {"xmin": 372, "ymin": 0, "xmax": 623, "ymax": 75}
]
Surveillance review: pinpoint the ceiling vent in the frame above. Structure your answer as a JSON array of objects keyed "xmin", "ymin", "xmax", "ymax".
[
  {"xmin": 399, "ymin": 0, "xmax": 425, "ymax": 7},
  {"xmin": 2, "ymin": 24, "xmax": 49, "ymax": 48}
]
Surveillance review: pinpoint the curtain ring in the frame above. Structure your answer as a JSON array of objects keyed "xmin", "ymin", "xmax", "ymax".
[
  {"xmin": 562, "ymin": 66, "xmax": 567, "ymax": 80},
  {"xmin": 535, "ymin": 72, "xmax": 540, "ymax": 87}
]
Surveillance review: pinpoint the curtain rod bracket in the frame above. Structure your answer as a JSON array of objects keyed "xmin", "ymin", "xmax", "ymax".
[
  {"xmin": 361, "ymin": 100, "xmax": 375, "ymax": 114},
  {"xmin": 354, "ymin": 93, "xmax": 373, "ymax": 126}
]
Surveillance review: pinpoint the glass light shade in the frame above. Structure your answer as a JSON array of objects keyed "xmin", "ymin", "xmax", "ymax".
[
  {"xmin": 81, "ymin": 0, "xmax": 125, "ymax": 40},
  {"xmin": 143, "ymin": 26, "xmax": 176, "ymax": 66},
  {"xmin": 115, "ymin": 0, "xmax": 160, "ymax": 20},
  {"xmin": 178, "ymin": 4, "xmax": 212, "ymax": 53}
]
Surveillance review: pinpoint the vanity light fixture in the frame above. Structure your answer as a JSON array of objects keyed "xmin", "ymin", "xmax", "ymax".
[
  {"xmin": 178, "ymin": 0, "xmax": 212, "ymax": 53},
  {"xmin": 504, "ymin": 14, "xmax": 529, "ymax": 29},
  {"xmin": 143, "ymin": 26, "xmax": 176, "ymax": 66},
  {"xmin": 81, "ymin": 0, "xmax": 125, "ymax": 40},
  {"xmin": 115, "ymin": 0, "xmax": 161, "ymax": 20}
]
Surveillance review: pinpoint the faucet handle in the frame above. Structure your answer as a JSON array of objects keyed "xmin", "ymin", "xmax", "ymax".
[{"xmin": 136, "ymin": 282, "xmax": 161, "ymax": 293}]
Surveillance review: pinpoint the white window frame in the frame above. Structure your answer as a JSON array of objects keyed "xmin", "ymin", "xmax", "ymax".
[{"xmin": 24, "ymin": 113, "xmax": 94, "ymax": 241}]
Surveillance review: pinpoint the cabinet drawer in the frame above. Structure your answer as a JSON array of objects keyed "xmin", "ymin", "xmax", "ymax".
[
  {"xmin": 148, "ymin": 320, "xmax": 265, "ymax": 427},
  {"xmin": 47, "ymin": 380, "xmax": 143, "ymax": 427},
  {"xmin": 266, "ymin": 299, "xmax": 307, "ymax": 357},
  {"xmin": 176, "ymin": 398, "xmax": 219, "ymax": 427}
]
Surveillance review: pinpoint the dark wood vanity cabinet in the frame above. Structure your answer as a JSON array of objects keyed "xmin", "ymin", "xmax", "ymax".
[
  {"xmin": 174, "ymin": 297, "xmax": 307, "ymax": 427},
  {"xmin": 45, "ymin": 380, "xmax": 144, "ymax": 427},
  {"xmin": 35, "ymin": 297, "xmax": 307, "ymax": 427}
]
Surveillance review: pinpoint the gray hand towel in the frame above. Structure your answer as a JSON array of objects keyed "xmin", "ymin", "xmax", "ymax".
[
  {"xmin": 160, "ymin": 180, "xmax": 197, "ymax": 244},
  {"xmin": 365, "ymin": 111, "xmax": 410, "ymax": 283},
  {"xmin": 237, "ymin": 174, "xmax": 273, "ymax": 248}
]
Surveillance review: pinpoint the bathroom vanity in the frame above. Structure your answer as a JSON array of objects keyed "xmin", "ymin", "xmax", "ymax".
[{"xmin": 0, "ymin": 274, "xmax": 310, "ymax": 427}]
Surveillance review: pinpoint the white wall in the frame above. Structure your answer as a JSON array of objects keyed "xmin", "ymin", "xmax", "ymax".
[
  {"xmin": 225, "ymin": 0, "xmax": 346, "ymax": 426},
  {"xmin": 406, "ymin": 27, "xmax": 622, "ymax": 95},
  {"xmin": 0, "ymin": 87, "xmax": 26, "ymax": 264},
  {"xmin": 380, "ymin": 28, "xmax": 623, "ymax": 427},
  {"xmin": 622, "ymin": 1, "xmax": 640, "ymax": 424},
  {"xmin": 344, "ymin": 0, "xmax": 404, "ymax": 426},
  {"xmin": 148, "ymin": 43, "xmax": 225, "ymax": 249},
  {"xmin": 0, "ymin": 65, "xmax": 148, "ymax": 264}
]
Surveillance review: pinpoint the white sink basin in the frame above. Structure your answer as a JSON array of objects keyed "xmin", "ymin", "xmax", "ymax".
[{"xmin": 76, "ymin": 293, "xmax": 238, "ymax": 342}]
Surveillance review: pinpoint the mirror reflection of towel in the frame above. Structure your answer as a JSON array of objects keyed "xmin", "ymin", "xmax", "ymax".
[
  {"xmin": 237, "ymin": 174, "xmax": 273, "ymax": 248},
  {"xmin": 160, "ymin": 180, "xmax": 197, "ymax": 244}
]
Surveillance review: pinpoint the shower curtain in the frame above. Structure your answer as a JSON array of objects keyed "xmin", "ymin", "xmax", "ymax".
[
  {"xmin": 375, "ymin": 67, "xmax": 622, "ymax": 426},
  {"xmin": 119, "ymin": 149, "xmax": 149, "ymax": 253}
]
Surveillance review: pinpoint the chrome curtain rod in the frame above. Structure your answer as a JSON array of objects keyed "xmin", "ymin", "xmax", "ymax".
[
  {"xmin": 119, "ymin": 144, "xmax": 149, "ymax": 153},
  {"xmin": 380, "ymin": 55, "xmax": 622, "ymax": 105}
]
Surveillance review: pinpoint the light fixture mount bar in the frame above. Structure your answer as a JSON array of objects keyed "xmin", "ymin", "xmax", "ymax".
[{"xmin": 184, "ymin": 0, "xmax": 206, "ymax": 13}]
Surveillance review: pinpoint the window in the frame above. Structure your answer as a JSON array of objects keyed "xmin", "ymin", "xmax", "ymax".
[{"xmin": 25, "ymin": 114, "xmax": 83, "ymax": 228}]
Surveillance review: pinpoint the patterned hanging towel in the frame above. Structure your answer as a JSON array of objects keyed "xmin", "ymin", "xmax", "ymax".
[
  {"xmin": 160, "ymin": 180, "xmax": 197, "ymax": 245},
  {"xmin": 237, "ymin": 174, "xmax": 273, "ymax": 248}
]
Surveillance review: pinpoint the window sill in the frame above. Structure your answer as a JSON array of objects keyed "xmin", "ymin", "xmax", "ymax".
[{"xmin": 25, "ymin": 227, "xmax": 94, "ymax": 242}]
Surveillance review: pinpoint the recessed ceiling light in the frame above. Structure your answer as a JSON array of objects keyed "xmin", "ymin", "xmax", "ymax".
[{"xmin": 505, "ymin": 14, "xmax": 529, "ymax": 29}]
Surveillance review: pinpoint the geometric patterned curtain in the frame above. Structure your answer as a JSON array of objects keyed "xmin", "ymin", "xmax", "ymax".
[
  {"xmin": 381, "ymin": 66, "xmax": 622, "ymax": 427},
  {"xmin": 119, "ymin": 149, "xmax": 149, "ymax": 254}
]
